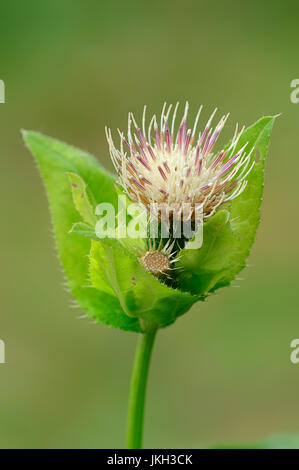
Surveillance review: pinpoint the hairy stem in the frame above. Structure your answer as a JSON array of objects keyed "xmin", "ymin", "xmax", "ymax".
[{"xmin": 126, "ymin": 327, "xmax": 157, "ymax": 449}]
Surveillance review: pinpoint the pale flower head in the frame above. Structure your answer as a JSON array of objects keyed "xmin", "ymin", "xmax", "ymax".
[{"xmin": 106, "ymin": 102, "xmax": 254, "ymax": 220}]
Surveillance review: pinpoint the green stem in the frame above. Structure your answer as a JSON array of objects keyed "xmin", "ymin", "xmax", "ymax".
[{"xmin": 126, "ymin": 327, "xmax": 157, "ymax": 449}]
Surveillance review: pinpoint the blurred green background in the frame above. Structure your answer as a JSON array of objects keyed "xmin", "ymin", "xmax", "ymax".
[{"xmin": 1, "ymin": 0, "xmax": 299, "ymax": 449}]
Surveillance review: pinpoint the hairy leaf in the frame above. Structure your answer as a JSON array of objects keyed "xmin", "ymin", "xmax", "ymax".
[
  {"xmin": 89, "ymin": 238, "xmax": 198, "ymax": 328},
  {"xmin": 23, "ymin": 130, "xmax": 140, "ymax": 332},
  {"xmin": 68, "ymin": 172, "xmax": 97, "ymax": 226},
  {"xmin": 177, "ymin": 116, "xmax": 277, "ymax": 295}
]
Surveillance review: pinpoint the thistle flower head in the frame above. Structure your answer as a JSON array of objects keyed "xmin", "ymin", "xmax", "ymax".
[
  {"xmin": 106, "ymin": 102, "xmax": 254, "ymax": 219},
  {"xmin": 140, "ymin": 251, "xmax": 171, "ymax": 275},
  {"xmin": 139, "ymin": 239, "xmax": 178, "ymax": 276}
]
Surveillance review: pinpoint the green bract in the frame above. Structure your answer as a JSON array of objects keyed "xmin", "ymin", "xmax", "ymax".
[
  {"xmin": 177, "ymin": 116, "xmax": 277, "ymax": 295},
  {"xmin": 23, "ymin": 115, "xmax": 276, "ymax": 333}
]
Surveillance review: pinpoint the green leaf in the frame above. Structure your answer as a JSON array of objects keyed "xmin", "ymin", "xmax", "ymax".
[
  {"xmin": 89, "ymin": 238, "xmax": 198, "ymax": 328},
  {"xmin": 114, "ymin": 184, "xmax": 148, "ymax": 255},
  {"xmin": 70, "ymin": 221, "xmax": 99, "ymax": 241},
  {"xmin": 71, "ymin": 221, "xmax": 147, "ymax": 260},
  {"xmin": 68, "ymin": 172, "xmax": 97, "ymax": 226},
  {"xmin": 177, "ymin": 116, "xmax": 277, "ymax": 296},
  {"xmin": 177, "ymin": 210, "xmax": 237, "ymax": 295},
  {"xmin": 23, "ymin": 130, "xmax": 141, "ymax": 332}
]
